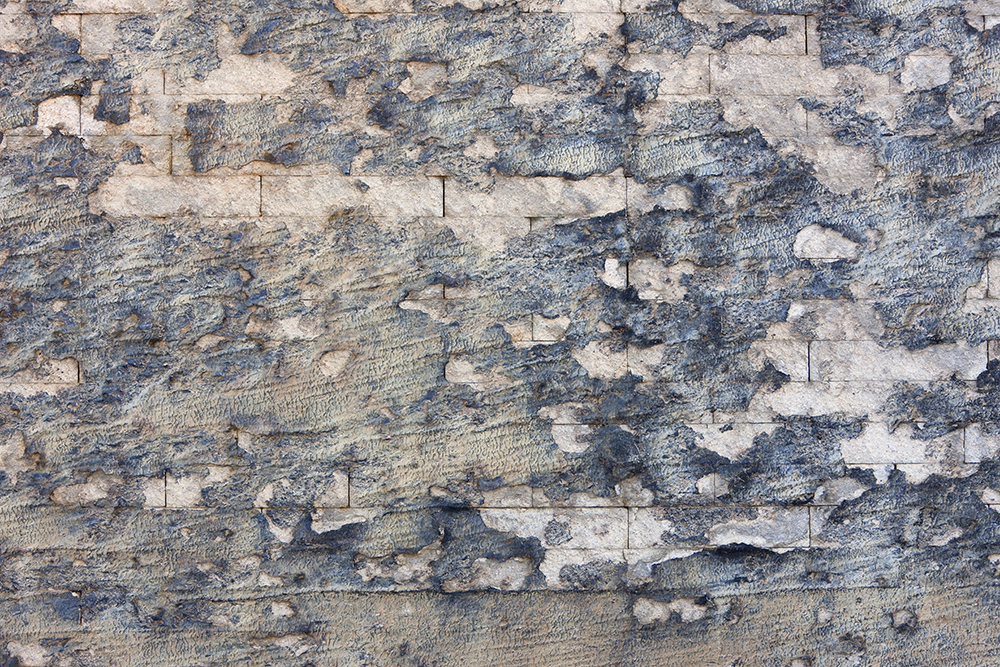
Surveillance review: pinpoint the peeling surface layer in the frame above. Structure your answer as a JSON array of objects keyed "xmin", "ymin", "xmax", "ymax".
[{"xmin": 2, "ymin": 0, "xmax": 1000, "ymax": 662}]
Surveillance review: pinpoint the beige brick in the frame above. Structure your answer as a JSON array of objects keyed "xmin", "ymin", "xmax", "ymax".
[
  {"xmin": 311, "ymin": 507, "xmax": 383, "ymax": 533},
  {"xmin": 83, "ymin": 135, "xmax": 172, "ymax": 175},
  {"xmin": 839, "ymin": 422, "xmax": 963, "ymax": 465},
  {"xmin": 69, "ymin": 0, "xmax": 164, "ymax": 12},
  {"xmin": 81, "ymin": 94, "xmax": 185, "ymax": 136},
  {"xmin": 966, "ymin": 267, "xmax": 988, "ymax": 300},
  {"xmin": 263, "ymin": 175, "xmax": 442, "ymax": 218},
  {"xmin": 80, "ymin": 13, "xmax": 126, "ymax": 56},
  {"xmin": 968, "ymin": 0, "xmax": 1000, "ymax": 15},
  {"xmin": 480, "ymin": 508, "xmax": 628, "ymax": 549},
  {"xmin": 690, "ymin": 422, "xmax": 780, "ymax": 461},
  {"xmin": 526, "ymin": 0, "xmax": 620, "ymax": 11},
  {"xmin": 966, "ymin": 423, "xmax": 1000, "ymax": 463},
  {"xmin": 434, "ymin": 216, "xmax": 530, "ymax": 252},
  {"xmin": 780, "ymin": 299, "xmax": 886, "ymax": 341},
  {"xmin": 687, "ymin": 14, "xmax": 805, "ymax": 55},
  {"xmin": 626, "ymin": 180, "xmax": 692, "ymax": 215},
  {"xmin": 509, "ymin": 83, "xmax": 571, "ymax": 107},
  {"xmin": 532, "ymin": 488, "xmax": 621, "ymax": 507},
  {"xmin": 901, "ymin": 51, "xmax": 953, "ymax": 93},
  {"xmin": 539, "ymin": 549, "xmax": 626, "ymax": 588},
  {"xmin": 314, "ymin": 470, "xmax": 351, "ymax": 508},
  {"xmin": 720, "ymin": 95, "xmax": 808, "ymax": 140},
  {"xmin": 0, "ymin": 354, "xmax": 79, "ymax": 398},
  {"xmin": 166, "ymin": 53, "xmax": 300, "ymax": 95},
  {"xmin": 895, "ymin": 461, "xmax": 977, "ymax": 484},
  {"xmin": 472, "ymin": 485, "xmax": 533, "ymax": 508},
  {"xmin": 748, "ymin": 339, "xmax": 809, "ymax": 381},
  {"xmin": 550, "ymin": 423, "xmax": 594, "ymax": 453},
  {"xmin": 0, "ymin": 11, "xmax": 30, "ymax": 51},
  {"xmin": 165, "ymin": 466, "xmax": 232, "ymax": 508},
  {"xmin": 333, "ymin": 0, "xmax": 414, "ymax": 12},
  {"xmin": 32, "ymin": 95, "xmax": 80, "ymax": 135},
  {"xmin": 533, "ymin": 313, "xmax": 571, "ymax": 341},
  {"xmin": 571, "ymin": 339, "xmax": 628, "ymax": 380},
  {"xmin": 630, "ymin": 507, "xmax": 809, "ymax": 549},
  {"xmin": 629, "ymin": 259, "xmax": 693, "ymax": 303},
  {"xmin": 805, "ymin": 14, "xmax": 819, "ymax": 55},
  {"xmin": 712, "ymin": 54, "xmax": 829, "ymax": 96},
  {"xmin": 811, "ymin": 340, "xmax": 985, "ymax": 382},
  {"xmin": 793, "ymin": 223, "xmax": 860, "ymax": 261},
  {"xmin": 627, "ymin": 342, "xmax": 665, "ymax": 380},
  {"xmin": 51, "ymin": 13, "xmax": 81, "ymax": 39},
  {"xmin": 445, "ymin": 175, "xmax": 624, "ymax": 218},
  {"xmin": 569, "ymin": 12, "xmax": 624, "ymax": 45},
  {"xmin": 714, "ymin": 381, "xmax": 967, "ymax": 424},
  {"xmin": 90, "ymin": 175, "xmax": 261, "ymax": 218},
  {"xmin": 711, "ymin": 507, "xmax": 810, "ymax": 548},
  {"xmin": 817, "ymin": 144, "xmax": 880, "ymax": 194},
  {"xmin": 711, "ymin": 55, "xmax": 891, "ymax": 97},
  {"xmin": 625, "ymin": 48, "xmax": 711, "ymax": 95},
  {"xmin": 987, "ymin": 15, "xmax": 1000, "ymax": 29},
  {"xmin": 624, "ymin": 0, "xmax": 748, "ymax": 11},
  {"xmin": 988, "ymin": 258, "xmax": 1000, "ymax": 297}
]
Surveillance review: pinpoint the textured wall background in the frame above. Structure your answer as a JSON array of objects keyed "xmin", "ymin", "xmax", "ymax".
[{"xmin": 2, "ymin": 0, "xmax": 1000, "ymax": 663}]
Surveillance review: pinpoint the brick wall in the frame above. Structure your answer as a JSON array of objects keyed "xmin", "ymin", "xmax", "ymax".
[{"xmin": 2, "ymin": 0, "xmax": 1000, "ymax": 664}]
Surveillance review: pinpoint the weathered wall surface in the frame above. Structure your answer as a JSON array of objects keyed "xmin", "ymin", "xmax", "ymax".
[{"xmin": 2, "ymin": 0, "xmax": 1000, "ymax": 663}]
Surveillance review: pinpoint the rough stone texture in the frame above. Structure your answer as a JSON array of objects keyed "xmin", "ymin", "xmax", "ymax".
[{"xmin": 2, "ymin": 0, "xmax": 1000, "ymax": 663}]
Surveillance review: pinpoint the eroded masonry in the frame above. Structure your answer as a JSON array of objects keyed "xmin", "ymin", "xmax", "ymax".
[{"xmin": 2, "ymin": 0, "xmax": 1000, "ymax": 663}]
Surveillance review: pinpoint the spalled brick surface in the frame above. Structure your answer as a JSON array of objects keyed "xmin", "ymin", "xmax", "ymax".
[{"xmin": 2, "ymin": 0, "xmax": 1000, "ymax": 663}]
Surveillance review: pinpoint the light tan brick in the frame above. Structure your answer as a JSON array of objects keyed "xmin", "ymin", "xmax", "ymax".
[
  {"xmin": 810, "ymin": 340, "xmax": 985, "ymax": 382},
  {"xmin": 480, "ymin": 508, "xmax": 628, "ymax": 549},
  {"xmin": 263, "ymin": 175, "xmax": 442, "ymax": 218},
  {"xmin": 711, "ymin": 55, "xmax": 891, "ymax": 97},
  {"xmin": 80, "ymin": 13, "xmax": 126, "ymax": 55},
  {"xmin": 83, "ymin": 135, "xmax": 172, "ymax": 175},
  {"xmin": 805, "ymin": 14, "xmax": 819, "ymax": 55},
  {"xmin": 69, "ymin": 0, "xmax": 164, "ymax": 12},
  {"xmin": 988, "ymin": 258, "xmax": 1000, "ymax": 297},
  {"xmin": 625, "ymin": 48, "xmax": 711, "ymax": 95},
  {"xmin": 445, "ymin": 175, "xmax": 624, "ymax": 218},
  {"xmin": 527, "ymin": 0, "xmax": 620, "ymax": 11},
  {"xmin": 966, "ymin": 423, "xmax": 1000, "ymax": 463},
  {"xmin": 901, "ymin": 50, "xmax": 953, "ymax": 93},
  {"xmin": 720, "ymin": 95, "xmax": 808, "ymax": 140},
  {"xmin": 538, "ymin": 549, "xmax": 626, "ymax": 589},
  {"xmin": 333, "ymin": 0, "xmax": 414, "ymax": 12},
  {"xmin": 629, "ymin": 259, "xmax": 693, "ymax": 303},
  {"xmin": 688, "ymin": 14, "xmax": 805, "ymax": 55},
  {"xmin": 748, "ymin": 339, "xmax": 809, "ymax": 381},
  {"xmin": 81, "ymin": 94, "xmax": 184, "ymax": 136},
  {"xmin": 27, "ymin": 95, "xmax": 81, "ymax": 136},
  {"xmin": 532, "ymin": 488, "xmax": 621, "ymax": 507},
  {"xmin": 626, "ymin": 180, "xmax": 692, "ymax": 215},
  {"xmin": 0, "ymin": 11, "xmax": 30, "ymax": 51},
  {"xmin": 434, "ymin": 216, "xmax": 530, "ymax": 252},
  {"xmin": 165, "ymin": 53, "xmax": 300, "ymax": 95},
  {"xmin": 690, "ymin": 422, "xmax": 780, "ymax": 460},
  {"xmin": 839, "ymin": 422, "xmax": 963, "ymax": 465},
  {"xmin": 90, "ymin": 175, "xmax": 261, "ymax": 217},
  {"xmin": 630, "ymin": 506, "xmax": 809, "ymax": 549},
  {"xmin": 714, "ymin": 381, "xmax": 969, "ymax": 424},
  {"xmin": 781, "ymin": 299, "xmax": 886, "ymax": 341}
]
